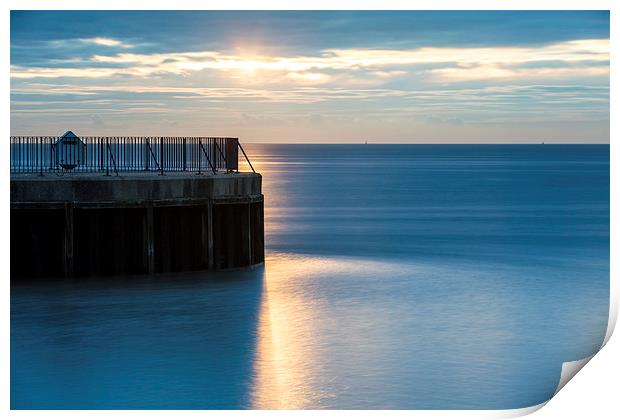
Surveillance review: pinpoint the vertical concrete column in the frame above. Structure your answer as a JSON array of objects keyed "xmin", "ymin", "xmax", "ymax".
[
  {"xmin": 247, "ymin": 202, "xmax": 252, "ymax": 266},
  {"xmin": 64, "ymin": 202, "xmax": 74, "ymax": 277},
  {"xmin": 199, "ymin": 204, "xmax": 208, "ymax": 269},
  {"xmin": 206, "ymin": 201, "xmax": 214, "ymax": 269},
  {"xmin": 145, "ymin": 203, "xmax": 155, "ymax": 274}
]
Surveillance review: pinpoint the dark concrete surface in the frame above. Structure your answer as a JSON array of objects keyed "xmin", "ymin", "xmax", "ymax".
[{"xmin": 10, "ymin": 173, "xmax": 264, "ymax": 278}]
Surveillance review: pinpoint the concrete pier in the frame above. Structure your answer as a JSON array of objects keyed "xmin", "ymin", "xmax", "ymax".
[{"xmin": 10, "ymin": 172, "xmax": 264, "ymax": 278}]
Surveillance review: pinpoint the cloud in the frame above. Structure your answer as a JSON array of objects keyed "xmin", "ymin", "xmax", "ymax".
[
  {"xmin": 44, "ymin": 37, "xmax": 134, "ymax": 49},
  {"xmin": 429, "ymin": 64, "xmax": 609, "ymax": 82},
  {"xmin": 10, "ymin": 38, "xmax": 609, "ymax": 85},
  {"xmin": 90, "ymin": 114, "xmax": 105, "ymax": 127},
  {"xmin": 425, "ymin": 115, "xmax": 464, "ymax": 126},
  {"xmin": 10, "ymin": 82, "xmax": 608, "ymax": 126},
  {"xmin": 11, "ymin": 66, "xmax": 128, "ymax": 79},
  {"xmin": 372, "ymin": 70, "xmax": 407, "ymax": 78},
  {"xmin": 286, "ymin": 72, "xmax": 331, "ymax": 84},
  {"xmin": 80, "ymin": 37, "xmax": 132, "ymax": 48}
]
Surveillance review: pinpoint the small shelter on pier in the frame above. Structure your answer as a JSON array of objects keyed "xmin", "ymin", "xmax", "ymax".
[{"xmin": 53, "ymin": 130, "xmax": 86, "ymax": 170}]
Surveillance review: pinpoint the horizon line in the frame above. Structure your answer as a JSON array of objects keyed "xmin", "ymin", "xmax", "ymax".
[{"xmin": 7, "ymin": 136, "xmax": 610, "ymax": 146}]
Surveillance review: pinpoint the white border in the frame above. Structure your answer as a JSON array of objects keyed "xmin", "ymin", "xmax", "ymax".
[
  {"xmin": 2, "ymin": 0, "xmax": 616, "ymax": 10},
  {"xmin": 3, "ymin": 1, "xmax": 616, "ymax": 418}
]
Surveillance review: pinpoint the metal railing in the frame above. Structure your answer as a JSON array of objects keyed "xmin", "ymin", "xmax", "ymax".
[{"xmin": 10, "ymin": 136, "xmax": 256, "ymax": 176}]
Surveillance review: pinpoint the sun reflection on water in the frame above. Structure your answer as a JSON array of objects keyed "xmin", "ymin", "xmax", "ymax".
[
  {"xmin": 249, "ymin": 253, "xmax": 409, "ymax": 409},
  {"xmin": 250, "ymin": 254, "xmax": 332, "ymax": 409}
]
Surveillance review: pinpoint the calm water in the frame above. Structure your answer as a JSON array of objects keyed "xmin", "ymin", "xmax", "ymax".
[{"xmin": 11, "ymin": 144, "xmax": 610, "ymax": 409}]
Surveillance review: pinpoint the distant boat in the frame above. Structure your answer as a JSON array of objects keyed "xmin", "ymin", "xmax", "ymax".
[
  {"xmin": 542, "ymin": 141, "xmax": 545, "ymax": 145},
  {"xmin": 365, "ymin": 140, "xmax": 368, "ymax": 145}
]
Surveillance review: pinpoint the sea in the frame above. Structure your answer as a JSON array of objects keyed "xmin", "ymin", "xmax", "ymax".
[{"xmin": 11, "ymin": 144, "xmax": 610, "ymax": 409}]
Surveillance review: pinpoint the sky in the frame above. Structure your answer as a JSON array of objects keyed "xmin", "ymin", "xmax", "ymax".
[{"xmin": 10, "ymin": 11, "xmax": 610, "ymax": 143}]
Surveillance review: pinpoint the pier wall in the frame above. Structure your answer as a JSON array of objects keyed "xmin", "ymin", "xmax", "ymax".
[{"xmin": 10, "ymin": 173, "xmax": 264, "ymax": 278}]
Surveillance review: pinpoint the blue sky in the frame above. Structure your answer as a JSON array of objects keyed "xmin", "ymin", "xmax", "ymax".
[{"xmin": 10, "ymin": 11, "xmax": 610, "ymax": 142}]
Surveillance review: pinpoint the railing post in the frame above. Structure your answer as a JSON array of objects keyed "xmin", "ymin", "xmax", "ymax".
[
  {"xmin": 145, "ymin": 138, "xmax": 150, "ymax": 171},
  {"xmin": 197, "ymin": 139, "xmax": 202, "ymax": 175},
  {"xmin": 238, "ymin": 141, "xmax": 256, "ymax": 173},
  {"xmin": 38, "ymin": 137, "xmax": 43, "ymax": 176},
  {"xmin": 49, "ymin": 137, "xmax": 53, "ymax": 171},
  {"xmin": 159, "ymin": 137, "xmax": 164, "ymax": 175},
  {"xmin": 183, "ymin": 137, "xmax": 187, "ymax": 171},
  {"xmin": 105, "ymin": 137, "xmax": 110, "ymax": 176}
]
